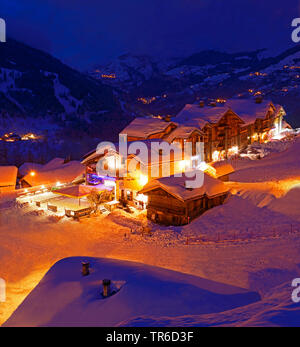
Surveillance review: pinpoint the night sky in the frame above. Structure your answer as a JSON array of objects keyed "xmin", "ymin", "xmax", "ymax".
[{"xmin": 1, "ymin": 0, "xmax": 300, "ymax": 70}]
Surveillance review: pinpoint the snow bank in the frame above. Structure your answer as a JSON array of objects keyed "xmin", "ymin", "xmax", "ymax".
[
  {"xmin": 182, "ymin": 195, "xmax": 300, "ymax": 240},
  {"xmin": 3, "ymin": 257, "xmax": 260, "ymax": 327},
  {"xmin": 120, "ymin": 281, "xmax": 300, "ymax": 327},
  {"xmin": 232, "ymin": 138, "xmax": 300, "ymax": 182}
]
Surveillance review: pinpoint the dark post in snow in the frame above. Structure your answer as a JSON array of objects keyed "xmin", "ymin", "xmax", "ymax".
[
  {"xmin": 82, "ymin": 262, "xmax": 90, "ymax": 276},
  {"xmin": 102, "ymin": 279, "xmax": 111, "ymax": 298}
]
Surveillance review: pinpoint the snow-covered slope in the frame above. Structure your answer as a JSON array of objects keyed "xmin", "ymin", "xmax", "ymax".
[
  {"xmin": 92, "ymin": 47, "xmax": 300, "ymax": 127},
  {"xmin": 91, "ymin": 54, "xmax": 178, "ymax": 90},
  {"xmin": 0, "ymin": 39, "xmax": 116, "ymax": 119},
  {"xmin": 120, "ymin": 281, "xmax": 300, "ymax": 327},
  {"xmin": 3, "ymin": 257, "xmax": 260, "ymax": 327},
  {"xmin": 231, "ymin": 137, "xmax": 300, "ymax": 183}
]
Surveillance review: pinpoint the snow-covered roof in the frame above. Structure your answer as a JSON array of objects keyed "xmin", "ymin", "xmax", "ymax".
[
  {"xmin": 120, "ymin": 118, "xmax": 176, "ymax": 138},
  {"xmin": 175, "ymin": 104, "xmax": 229, "ymax": 128},
  {"xmin": 19, "ymin": 159, "xmax": 66, "ymax": 178},
  {"xmin": 22, "ymin": 161, "xmax": 85, "ymax": 187},
  {"xmin": 126, "ymin": 139, "xmax": 183, "ymax": 165},
  {"xmin": 3, "ymin": 257, "xmax": 259, "ymax": 327},
  {"xmin": 18, "ymin": 162, "xmax": 43, "ymax": 178},
  {"xmin": 42, "ymin": 158, "xmax": 65, "ymax": 170},
  {"xmin": 226, "ymin": 99, "xmax": 278, "ymax": 126},
  {"xmin": 175, "ymin": 99, "xmax": 282, "ymax": 128},
  {"xmin": 164, "ymin": 125, "xmax": 203, "ymax": 143},
  {"xmin": 0, "ymin": 166, "xmax": 18, "ymax": 187},
  {"xmin": 140, "ymin": 171, "xmax": 229, "ymax": 201},
  {"xmin": 211, "ymin": 162, "xmax": 235, "ymax": 178}
]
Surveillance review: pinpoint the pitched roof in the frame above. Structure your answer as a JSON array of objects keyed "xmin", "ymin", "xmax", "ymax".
[
  {"xmin": 163, "ymin": 125, "xmax": 203, "ymax": 143},
  {"xmin": 22, "ymin": 161, "xmax": 85, "ymax": 187},
  {"xmin": 175, "ymin": 99, "xmax": 282, "ymax": 128},
  {"xmin": 120, "ymin": 118, "xmax": 176, "ymax": 138},
  {"xmin": 175, "ymin": 104, "xmax": 228, "ymax": 128},
  {"xmin": 53, "ymin": 185, "xmax": 94, "ymax": 198},
  {"xmin": 139, "ymin": 171, "xmax": 229, "ymax": 201},
  {"xmin": 0, "ymin": 166, "xmax": 18, "ymax": 187},
  {"xmin": 211, "ymin": 161, "xmax": 235, "ymax": 178},
  {"xmin": 226, "ymin": 99, "xmax": 277, "ymax": 125},
  {"xmin": 82, "ymin": 139, "xmax": 184, "ymax": 167}
]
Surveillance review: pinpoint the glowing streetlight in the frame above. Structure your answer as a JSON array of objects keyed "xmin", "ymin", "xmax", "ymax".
[{"xmin": 139, "ymin": 174, "xmax": 148, "ymax": 187}]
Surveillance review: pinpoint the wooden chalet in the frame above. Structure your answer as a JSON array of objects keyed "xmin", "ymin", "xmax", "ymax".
[
  {"xmin": 175, "ymin": 98, "xmax": 286, "ymax": 162},
  {"xmin": 120, "ymin": 117, "xmax": 204, "ymax": 157},
  {"xmin": 82, "ymin": 119, "xmax": 205, "ymax": 208},
  {"xmin": 81, "ymin": 139, "xmax": 192, "ymax": 208},
  {"xmin": 120, "ymin": 117, "xmax": 177, "ymax": 142},
  {"xmin": 139, "ymin": 172, "xmax": 229, "ymax": 226}
]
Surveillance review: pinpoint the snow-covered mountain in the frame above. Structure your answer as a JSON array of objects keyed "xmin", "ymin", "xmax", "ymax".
[
  {"xmin": 91, "ymin": 53, "xmax": 179, "ymax": 90},
  {"xmin": 0, "ymin": 39, "xmax": 118, "ymax": 119},
  {"xmin": 0, "ymin": 39, "xmax": 136, "ymax": 144},
  {"xmin": 91, "ymin": 47, "xmax": 300, "ymax": 127},
  {"xmin": 0, "ymin": 39, "xmax": 134, "ymax": 164}
]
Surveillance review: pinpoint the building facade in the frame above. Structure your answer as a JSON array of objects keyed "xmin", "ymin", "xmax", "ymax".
[{"xmin": 175, "ymin": 98, "xmax": 286, "ymax": 162}]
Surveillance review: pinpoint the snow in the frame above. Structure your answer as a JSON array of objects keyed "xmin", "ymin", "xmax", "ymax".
[
  {"xmin": 18, "ymin": 163, "xmax": 43, "ymax": 177},
  {"xmin": 175, "ymin": 99, "xmax": 282, "ymax": 128},
  {"xmin": 175, "ymin": 104, "xmax": 226, "ymax": 128},
  {"xmin": 42, "ymin": 158, "xmax": 65, "ymax": 171},
  {"xmin": 182, "ymin": 194, "xmax": 300, "ymax": 241},
  {"xmin": 50, "ymin": 72, "xmax": 82, "ymax": 114},
  {"xmin": 0, "ymin": 166, "xmax": 17, "ymax": 189},
  {"xmin": 203, "ymin": 73, "xmax": 229, "ymax": 84},
  {"xmin": 164, "ymin": 126, "xmax": 201, "ymax": 143},
  {"xmin": 231, "ymin": 137, "xmax": 300, "ymax": 182},
  {"xmin": 0, "ymin": 202, "xmax": 300, "ymax": 326},
  {"xmin": 166, "ymin": 64, "xmax": 215, "ymax": 79},
  {"xmin": 260, "ymin": 51, "xmax": 300, "ymax": 74},
  {"xmin": 226, "ymin": 99, "xmax": 280, "ymax": 126},
  {"xmin": 211, "ymin": 162, "xmax": 235, "ymax": 178},
  {"xmin": 0, "ymin": 137, "xmax": 300, "ymax": 327},
  {"xmin": 3, "ymin": 257, "xmax": 260, "ymax": 327},
  {"xmin": 120, "ymin": 118, "xmax": 176, "ymax": 138},
  {"xmin": 140, "ymin": 172, "xmax": 229, "ymax": 201},
  {"xmin": 22, "ymin": 159, "xmax": 85, "ymax": 187},
  {"xmin": 120, "ymin": 281, "xmax": 300, "ymax": 327}
]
